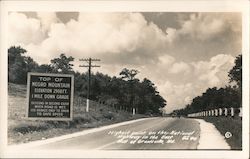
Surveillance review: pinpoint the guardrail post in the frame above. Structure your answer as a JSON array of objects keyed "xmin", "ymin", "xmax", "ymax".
[
  {"xmin": 215, "ymin": 109, "xmax": 218, "ymax": 116},
  {"xmin": 219, "ymin": 108, "xmax": 223, "ymax": 116},
  {"xmin": 239, "ymin": 107, "xmax": 242, "ymax": 118},
  {"xmin": 224, "ymin": 108, "xmax": 228, "ymax": 116},
  {"xmin": 211, "ymin": 109, "xmax": 214, "ymax": 116},
  {"xmin": 230, "ymin": 107, "xmax": 234, "ymax": 117}
]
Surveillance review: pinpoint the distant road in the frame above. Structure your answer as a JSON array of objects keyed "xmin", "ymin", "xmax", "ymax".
[{"xmin": 36, "ymin": 117, "xmax": 201, "ymax": 150}]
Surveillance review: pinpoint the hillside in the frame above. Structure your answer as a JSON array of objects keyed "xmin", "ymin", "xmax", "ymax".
[{"xmin": 8, "ymin": 83, "xmax": 147, "ymax": 144}]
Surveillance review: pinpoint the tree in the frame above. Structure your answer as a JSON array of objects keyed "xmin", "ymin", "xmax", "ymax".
[
  {"xmin": 119, "ymin": 68, "xmax": 140, "ymax": 113},
  {"xmin": 228, "ymin": 54, "xmax": 242, "ymax": 89},
  {"xmin": 24, "ymin": 56, "xmax": 39, "ymax": 72},
  {"xmin": 8, "ymin": 46, "xmax": 27, "ymax": 65},
  {"xmin": 174, "ymin": 85, "xmax": 241, "ymax": 116},
  {"xmin": 119, "ymin": 68, "xmax": 139, "ymax": 81},
  {"xmin": 8, "ymin": 46, "xmax": 168, "ymax": 116},
  {"xmin": 8, "ymin": 46, "xmax": 38, "ymax": 84},
  {"xmin": 50, "ymin": 53, "xmax": 74, "ymax": 73},
  {"xmin": 8, "ymin": 46, "xmax": 27, "ymax": 83},
  {"xmin": 36, "ymin": 64, "xmax": 53, "ymax": 73},
  {"xmin": 74, "ymin": 72, "xmax": 88, "ymax": 96},
  {"xmin": 228, "ymin": 54, "xmax": 242, "ymax": 107}
]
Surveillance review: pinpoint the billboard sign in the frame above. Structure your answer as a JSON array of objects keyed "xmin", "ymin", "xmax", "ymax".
[{"xmin": 27, "ymin": 73, "xmax": 74, "ymax": 120}]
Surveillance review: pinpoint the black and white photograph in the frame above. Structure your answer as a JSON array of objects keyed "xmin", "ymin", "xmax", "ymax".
[{"xmin": 0, "ymin": 1, "xmax": 249, "ymax": 158}]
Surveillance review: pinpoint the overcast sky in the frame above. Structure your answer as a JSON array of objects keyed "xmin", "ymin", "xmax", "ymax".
[{"xmin": 8, "ymin": 12, "xmax": 242, "ymax": 113}]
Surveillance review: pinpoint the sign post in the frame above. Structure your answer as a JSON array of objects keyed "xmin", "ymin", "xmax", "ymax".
[{"xmin": 27, "ymin": 73, "xmax": 74, "ymax": 120}]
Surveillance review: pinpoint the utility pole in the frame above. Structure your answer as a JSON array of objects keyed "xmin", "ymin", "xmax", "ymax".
[{"xmin": 79, "ymin": 58, "xmax": 100, "ymax": 112}]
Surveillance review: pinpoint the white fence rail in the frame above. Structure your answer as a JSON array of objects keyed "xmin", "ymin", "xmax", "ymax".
[{"xmin": 187, "ymin": 107, "xmax": 242, "ymax": 117}]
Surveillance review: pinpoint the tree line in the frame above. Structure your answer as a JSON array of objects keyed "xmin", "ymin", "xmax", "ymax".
[
  {"xmin": 172, "ymin": 55, "xmax": 242, "ymax": 116},
  {"xmin": 8, "ymin": 46, "xmax": 166, "ymax": 115}
]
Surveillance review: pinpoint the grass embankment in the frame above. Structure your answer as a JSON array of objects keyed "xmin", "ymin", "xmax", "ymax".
[
  {"xmin": 8, "ymin": 83, "xmax": 147, "ymax": 145},
  {"xmin": 203, "ymin": 116, "xmax": 242, "ymax": 150}
]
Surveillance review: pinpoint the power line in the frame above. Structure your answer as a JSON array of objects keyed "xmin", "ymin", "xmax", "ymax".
[{"xmin": 79, "ymin": 58, "xmax": 101, "ymax": 112}]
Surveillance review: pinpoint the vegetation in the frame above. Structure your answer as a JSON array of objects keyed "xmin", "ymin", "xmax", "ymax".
[
  {"xmin": 204, "ymin": 117, "xmax": 242, "ymax": 150},
  {"xmin": 8, "ymin": 46, "xmax": 166, "ymax": 115},
  {"xmin": 8, "ymin": 46, "xmax": 38, "ymax": 84},
  {"xmin": 172, "ymin": 55, "xmax": 242, "ymax": 116},
  {"xmin": 8, "ymin": 83, "xmax": 147, "ymax": 144}
]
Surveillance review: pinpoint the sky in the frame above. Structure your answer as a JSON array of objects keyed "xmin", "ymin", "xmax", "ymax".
[{"xmin": 8, "ymin": 12, "xmax": 242, "ymax": 113}]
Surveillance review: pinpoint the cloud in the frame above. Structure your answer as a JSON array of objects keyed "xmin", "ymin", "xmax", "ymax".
[
  {"xmin": 22, "ymin": 12, "xmax": 171, "ymax": 66},
  {"xmin": 169, "ymin": 61, "xmax": 191, "ymax": 74},
  {"xmin": 164, "ymin": 13, "xmax": 241, "ymax": 62},
  {"xmin": 8, "ymin": 12, "xmax": 240, "ymax": 114},
  {"xmin": 8, "ymin": 12, "xmax": 45, "ymax": 45},
  {"xmin": 165, "ymin": 28, "xmax": 177, "ymax": 43},
  {"xmin": 159, "ymin": 54, "xmax": 235, "ymax": 113},
  {"xmin": 193, "ymin": 54, "xmax": 235, "ymax": 87},
  {"xmin": 178, "ymin": 13, "xmax": 227, "ymax": 41},
  {"xmin": 158, "ymin": 81, "xmax": 195, "ymax": 113},
  {"xmin": 37, "ymin": 12, "xmax": 59, "ymax": 32},
  {"xmin": 159, "ymin": 54, "xmax": 176, "ymax": 66}
]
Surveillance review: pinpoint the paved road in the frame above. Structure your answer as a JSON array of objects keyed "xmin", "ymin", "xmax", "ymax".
[{"xmin": 36, "ymin": 117, "xmax": 200, "ymax": 150}]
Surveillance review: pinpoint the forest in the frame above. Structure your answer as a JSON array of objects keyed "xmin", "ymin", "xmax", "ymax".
[{"xmin": 8, "ymin": 46, "xmax": 166, "ymax": 115}]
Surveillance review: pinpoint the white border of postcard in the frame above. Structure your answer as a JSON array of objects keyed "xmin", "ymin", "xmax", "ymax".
[{"xmin": 0, "ymin": 0, "xmax": 249, "ymax": 158}]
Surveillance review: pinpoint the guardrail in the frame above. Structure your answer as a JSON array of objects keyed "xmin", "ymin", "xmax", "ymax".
[{"xmin": 187, "ymin": 107, "xmax": 242, "ymax": 118}]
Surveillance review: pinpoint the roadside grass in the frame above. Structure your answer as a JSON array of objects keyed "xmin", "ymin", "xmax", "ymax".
[
  {"xmin": 8, "ymin": 83, "xmax": 147, "ymax": 145},
  {"xmin": 203, "ymin": 116, "xmax": 242, "ymax": 150}
]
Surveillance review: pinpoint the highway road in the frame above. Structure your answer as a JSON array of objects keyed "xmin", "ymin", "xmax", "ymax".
[{"xmin": 36, "ymin": 117, "xmax": 201, "ymax": 150}]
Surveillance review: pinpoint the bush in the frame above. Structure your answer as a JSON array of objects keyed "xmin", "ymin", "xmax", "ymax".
[
  {"xmin": 103, "ymin": 111, "xmax": 115, "ymax": 120},
  {"xmin": 13, "ymin": 123, "xmax": 49, "ymax": 134}
]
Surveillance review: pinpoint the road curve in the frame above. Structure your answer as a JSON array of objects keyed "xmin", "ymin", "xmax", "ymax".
[{"xmin": 36, "ymin": 117, "xmax": 200, "ymax": 150}]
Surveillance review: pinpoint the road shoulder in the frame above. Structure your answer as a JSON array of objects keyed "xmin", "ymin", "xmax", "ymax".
[
  {"xmin": 8, "ymin": 117, "xmax": 155, "ymax": 149},
  {"xmin": 195, "ymin": 119, "xmax": 230, "ymax": 149}
]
